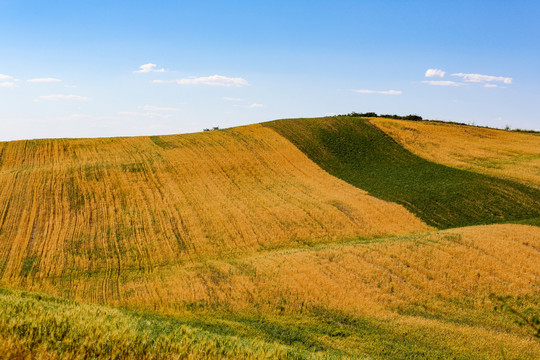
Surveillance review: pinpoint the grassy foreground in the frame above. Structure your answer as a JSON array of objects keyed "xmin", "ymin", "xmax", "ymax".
[
  {"xmin": 0, "ymin": 288, "xmax": 303, "ymax": 360},
  {"xmin": 2, "ymin": 287, "xmax": 539, "ymax": 360}
]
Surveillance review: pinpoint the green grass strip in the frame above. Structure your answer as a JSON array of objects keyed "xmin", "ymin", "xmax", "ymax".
[
  {"xmin": 0, "ymin": 288, "xmax": 307, "ymax": 359},
  {"xmin": 4, "ymin": 288, "xmax": 528, "ymax": 359},
  {"xmin": 511, "ymin": 217, "xmax": 540, "ymax": 227}
]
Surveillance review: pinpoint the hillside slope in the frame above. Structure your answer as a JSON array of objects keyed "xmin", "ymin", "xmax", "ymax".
[
  {"xmin": 372, "ymin": 118, "xmax": 540, "ymax": 188},
  {"xmin": 264, "ymin": 116, "xmax": 540, "ymax": 228},
  {"xmin": 0, "ymin": 124, "xmax": 428, "ymax": 284},
  {"xmin": 1, "ymin": 117, "xmax": 540, "ymax": 359}
]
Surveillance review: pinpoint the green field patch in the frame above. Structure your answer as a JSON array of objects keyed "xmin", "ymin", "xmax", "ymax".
[
  {"xmin": 510, "ymin": 217, "xmax": 540, "ymax": 227},
  {"xmin": 264, "ymin": 116, "xmax": 540, "ymax": 228},
  {"xmin": 121, "ymin": 162, "xmax": 145, "ymax": 173},
  {"xmin": 66, "ymin": 175, "xmax": 85, "ymax": 211}
]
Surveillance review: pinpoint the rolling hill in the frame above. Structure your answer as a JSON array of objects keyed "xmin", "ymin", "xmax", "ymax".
[
  {"xmin": 372, "ymin": 118, "xmax": 540, "ymax": 188},
  {"xmin": 264, "ymin": 116, "xmax": 540, "ymax": 228},
  {"xmin": 1, "ymin": 116, "xmax": 539, "ymax": 359}
]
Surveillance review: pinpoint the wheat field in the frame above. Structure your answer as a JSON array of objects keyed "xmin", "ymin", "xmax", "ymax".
[
  {"xmin": 0, "ymin": 124, "xmax": 428, "ymax": 286},
  {"xmin": 18, "ymin": 223, "xmax": 538, "ymax": 317},
  {"xmin": 372, "ymin": 118, "xmax": 540, "ymax": 188},
  {"xmin": 0, "ymin": 288, "xmax": 300, "ymax": 360},
  {"xmin": 1, "ymin": 119, "xmax": 539, "ymax": 359},
  {"xmin": 8, "ymin": 223, "xmax": 540, "ymax": 359},
  {"xmin": 264, "ymin": 116, "xmax": 540, "ymax": 228}
]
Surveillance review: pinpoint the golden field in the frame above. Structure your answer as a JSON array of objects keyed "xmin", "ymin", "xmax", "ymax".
[
  {"xmin": 372, "ymin": 118, "xmax": 540, "ymax": 188},
  {"xmin": 1, "ymin": 118, "xmax": 539, "ymax": 359},
  {"xmin": 5, "ymin": 223, "xmax": 540, "ymax": 359},
  {"xmin": 17, "ymin": 223, "xmax": 538, "ymax": 318},
  {"xmin": 0, "ymin": 124, "xmax": 428, "ymax": 284}
]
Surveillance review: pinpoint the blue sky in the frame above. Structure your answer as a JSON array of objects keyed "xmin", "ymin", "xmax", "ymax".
[{"xmin": 1, "ymin": 0, "xmax": 539, "ymax": 140}]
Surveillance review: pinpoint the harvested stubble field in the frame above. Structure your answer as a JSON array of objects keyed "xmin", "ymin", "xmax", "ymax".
[{"xmin": 1, "ymin": 116, "xmax": 539, "ymax": 359}]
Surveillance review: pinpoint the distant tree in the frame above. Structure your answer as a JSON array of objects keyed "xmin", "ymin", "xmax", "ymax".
[
  {"xmin": 403, "ymin": 114, "xmax": 423, "ymax": 121},
  {"xmin": 348, "ymin": 112, "xmax": 378, "ymax": 117},
  {"xmin": 338, "ymin": 112, "xmax": 424, "ymax": 121}
]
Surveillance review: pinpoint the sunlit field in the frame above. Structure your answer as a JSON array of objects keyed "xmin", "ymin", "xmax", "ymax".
[
  {"xmin": 2, "ymin": 0, "xmax": 540, "ymax": 358},
  {"xmin": 372, "ymin": 118, "xmax": 540, "ymax": 188},
  {"xmin": 264, "ymin": 116, "xmax": 540, "ymax": 228},
  {"xmin": 1, "ymin": 117, "xmax": 539, "ymax": 359},
  {"xmin": 2, "ymin": 223, "xmax": 539, "ymax": 359},
  {"xmin": 0, "ymin": 123, "xmax": 428, "ymax": 284}
]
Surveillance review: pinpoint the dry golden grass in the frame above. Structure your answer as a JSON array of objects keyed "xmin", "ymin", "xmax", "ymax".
[
  {"xmin": 2, "ymin": 122, "xmax": 540, "ymax": 358},
  {"xmin": 9, "ymin": 223, "xmax": 540, "ymax": 358},
  {"xmin": 105, "ymin": 224, "xmax": 540, "ymax": 315},
  {"xmin": 372, "ymin": 118, "xmax": 540, "ymax": 187},
  {"xmin": 0, "ymin": 124, "xmax": 428, "ymax": 287},
  {"xmin": 14, "ymin": 223, "xmax": 539, "ymax": 318}
]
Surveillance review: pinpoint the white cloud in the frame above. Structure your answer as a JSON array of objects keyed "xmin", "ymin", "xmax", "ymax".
[
  {"xmin": 154, "ymin": 75, "xmax": 249, "ymax": 87},
  {"xmin": 134, "ymin": 63, "xmax": 166, "ymax": 73},
  {"xmin": 425, "ymin": 69, "xmax": 445, "ymax": 78},
  {"xmin": 0, "ymin": 82, "xmax": 17, "ymax": 88},
  {"xmin": 422, "ymin": 80, "xmax": 462, "ymax": 86},
  {"xmin": 353, "ymin": 89, "xmax": 402, "ymax": 95},
  {"xmin": 142, "ymin": 105, "xmax": 178, "ymax": 112},
  {"xmin": 0, "ymin": 74, "xmax": 19, "ymax": 86},
  {"xmin": 28, "ymin": 78, "xmax": 62, "ymax": 83},
  {"xmin": 223, "ymin": 97, "xmax": 244, "ymax": 101},
  {"xmin": 484, "ymin": 84, "xmax": 499, "ymax": 88},
  {"xmin": 452, "ymin": 73, "xmax": 512, "ymax": 84},
  {"xmin": 233, "ymin": 103, "xmax": 267, "ymax": 109},
  {"xmin": 248, "ymin": 103, "xmax": 266, "ymax": 108},
  {"xmin": 35, "ymin": 94, "xmax": 90, "ymax": 101}
]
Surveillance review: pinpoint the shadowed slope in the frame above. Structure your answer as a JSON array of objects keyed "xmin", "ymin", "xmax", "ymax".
[{"xmin": 264, "ymin": 117, "xmax": 540, "ymax": 228}]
